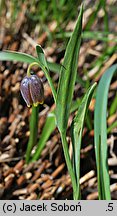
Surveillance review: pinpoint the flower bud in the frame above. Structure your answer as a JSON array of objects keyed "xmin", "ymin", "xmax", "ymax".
[{"xmin": 20, "ymin": 75, "xmax": 44, "ymax": 107}]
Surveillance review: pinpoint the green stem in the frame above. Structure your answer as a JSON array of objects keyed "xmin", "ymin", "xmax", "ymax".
[
  {"xmin": 101, "ymin": 0, "xmax": 109, "ymax": 32},
  {"xmin": 61, "ymin": 132, "xmax": 77, "ymax": 199},
  {"xmin": 27, "ymin": 62, "xmax": 39, "ymax": 76},
  {"xmin": 26, "ymin": 105, "xmax": 39, "ymax": 163},
  {"xmin": 107, "ymin": 121, "xmax": 117, "ymax": 134}
]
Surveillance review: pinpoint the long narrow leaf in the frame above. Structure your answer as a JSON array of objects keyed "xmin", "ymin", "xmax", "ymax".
[
  {"xmin": 56, "ymin": 6, "xmax": 83, "ymax": 199},
  {"xmin": 71, "ymin": 83, "xmax": 97, "ymax": 199},
  {"xmin": 0, "ymin": 50, "xmax": 61, "ymax": 73},
  {"xmin": 94, "ymin": 64, "xmax": 117, "ymax": 200},
  {"xmin": 36, "ymin": 45, "xmax": 57, "ymax": 103},
  {"xmin": 0, "ymin": 51, "xmax": 37, "ymax": 63},
  {"xmin": 56, "ymin": 6, "xmax": 83, "ymax": 133},
  {"xmin": 36, "ymin": 45, "xmax": 49, "ymax": 70}
]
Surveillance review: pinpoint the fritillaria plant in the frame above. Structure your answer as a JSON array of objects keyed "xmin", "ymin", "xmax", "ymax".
[{"xmin": 1, "ymin": 5, "xmax": 114, "ymax": 200}]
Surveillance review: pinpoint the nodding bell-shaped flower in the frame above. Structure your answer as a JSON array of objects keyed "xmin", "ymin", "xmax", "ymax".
[{"xmin": 20, "ymin": 75, "xmax": 44, "ymax": 107}]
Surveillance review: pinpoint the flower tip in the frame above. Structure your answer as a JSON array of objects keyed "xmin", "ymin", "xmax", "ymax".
[
  {"xmin": 39, "ymin": 100, "xmax": 44, "ymax": 105},
  {"xmin": 33, "ymin": 102, "xmax": 39, "ymax": 107},
  {"xmin": 33, "ymin": 100, "xmax": 44, "ymax": 107}
]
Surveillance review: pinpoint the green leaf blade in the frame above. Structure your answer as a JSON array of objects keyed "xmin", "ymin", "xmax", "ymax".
[
  {"xmin": 56, "ymin": 6, "xmax": 83, "ymax": 133},
  {"xmin": 36, "ymin": 45, "xmax": 49, "ymax": 70},
  {"xmin": 0, "ymin": 50, "xmax": 61, "ymax": 73},
  {"xmin": 0, "ymin": 51, "xmax": 37, "ymax": 64},
  {"xmin": 94, "ymin": 64, "xmax": 117, "ymax": 200},
  {"xmin": 71, "ymin": 83, "xmax": 97, "ymax": 199},
  {"xmin": 36, "ymin": 45, "xmax": 57, "ymax": 103}
]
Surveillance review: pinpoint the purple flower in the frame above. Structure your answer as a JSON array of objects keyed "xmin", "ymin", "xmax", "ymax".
[{"xmin": 20, "ymin": 75, "xmax": 44, "ymax": 107}]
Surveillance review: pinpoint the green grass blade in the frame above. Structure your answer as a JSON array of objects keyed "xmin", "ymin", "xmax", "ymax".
[
  {"xmin": 109, "ymin": 95, "xmax": 117, "ymax": 115},
  {"xmin": 31, "ymin": 111, "xmax": 56, "ymax": 161},
  {"xmin": 36, "ymin": 45, "xmax": 57, "ymax": 103},
  {"xmin": 0, "ymin": 50, "xmax": 61, "ymax": 73},
  {"xmin": 56, "ymin": 5, "xmax": 83, "ymax": 133},
  {"xmin": 85, "ymin": 1, "xmax": 101, "ymax": 30},
  {"xmin": 56, "ymin": 31, "xmax": 117, "ymax": 43},
  {"xmin": 94, "ymin": 64, "xmax": 117, "ymax": 200},
  {"xmin": 26, "ymin": 106, "xmax": 39, "ymax": 163},
  {"xmin": 107, "ymin": 121, "xmax": 117, "ymax": 134},
  {"xmin": 83, "ymin": 31, "xmax": 117, "ymax": 43},
  {"xmin": 101, "ymin": 0, "xmax": 109, "ymax": 32},
  {"xmin": 71, "ymin": 83, "xmax": 97, "ymax": 199}
]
